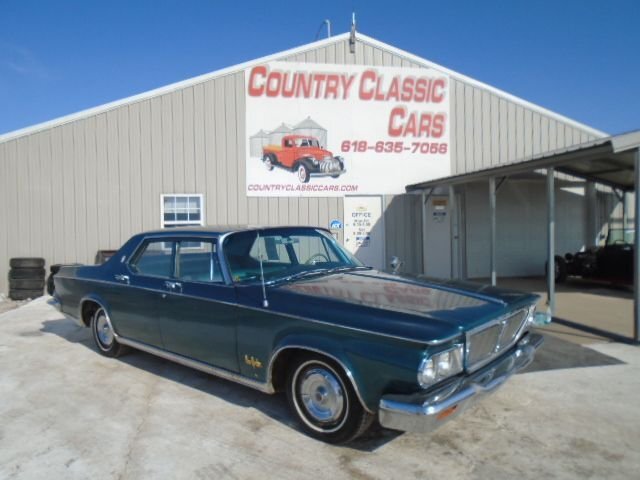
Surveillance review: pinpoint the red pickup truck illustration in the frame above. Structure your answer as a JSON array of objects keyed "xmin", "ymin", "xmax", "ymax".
[{"xmin": 262, "ymin": 135, "xmax": 346, "ymax": 183}]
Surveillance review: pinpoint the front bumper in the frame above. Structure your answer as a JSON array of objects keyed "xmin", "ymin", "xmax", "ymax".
[
  {"xmin": 378, "ymin": 332, "xmax": 543, "ymax": 433},
  {"xmin": 309, "ymin": 168, "xmax": 347, "ymax": 178}
]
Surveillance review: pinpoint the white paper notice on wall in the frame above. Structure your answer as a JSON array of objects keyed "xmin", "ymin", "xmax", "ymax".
[
  {"xmin": 343, "ymin": 196, "xmax": 384, "ymax": 269},
  {"xmin": 245, "ymin": 62, "xmax": 451, "ymax": 197}
]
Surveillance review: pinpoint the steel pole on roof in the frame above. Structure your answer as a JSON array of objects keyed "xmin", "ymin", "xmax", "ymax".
[
  {"xmin": 634, "ymin": 148, "xmax": 640, "ymax": 343},
  {"xmin": 547, "ymin": 168, "xmax": 556, "ymax": 315},
  {"xmin": 489, "ymin": 177, "xmax": 497, "ymax": 286}
]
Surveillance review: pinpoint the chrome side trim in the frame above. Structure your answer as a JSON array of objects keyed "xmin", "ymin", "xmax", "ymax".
[
  {"xmin": 80, "ymin": 295, "xmax": 274, "ymax": 394},
  {"xmin": 54, "ymin": 275, "xmax": 459, "ymax": 346},
  {"xmin": 267, "ymin": 345, "xmax": 374, "ymax": 414},
  {"xmin": 114, "ymin": 334, "xmax": 274, "ymax": 394}
]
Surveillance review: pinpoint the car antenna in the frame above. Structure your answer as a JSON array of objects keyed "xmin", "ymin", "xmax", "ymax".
[{"xmin": 257, "ymin": 230, "xmax": 269, "ymax": 308}]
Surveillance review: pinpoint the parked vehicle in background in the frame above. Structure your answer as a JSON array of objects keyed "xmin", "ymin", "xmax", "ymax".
[
  {"xmin": 550, "ymin": 228, "xmax": 634, "ymax": 284},
  {"xmin": 53, "ymin": 226, "xmax": 543, "ymax": 443},
  {"xmin": 262, "ymin": 135, "xmax": 346, "ymax": 183}
]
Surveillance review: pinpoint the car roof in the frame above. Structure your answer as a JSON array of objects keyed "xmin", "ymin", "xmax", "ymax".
[{"xmin": 137, "ymin": 225, "xmax": 328, "ymax": 237}]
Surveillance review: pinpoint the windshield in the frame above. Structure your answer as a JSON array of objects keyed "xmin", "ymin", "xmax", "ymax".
[
  {"xmin": 296, "ymin": 138, "xmax": 319, "ymax": 148},
  {"xmin": 606, "ymin": 228, "xmax": 634, "ymax": 246},
  {"xmin": 223, "ymin": 228, "xmax": 364, "ymax": 284}
]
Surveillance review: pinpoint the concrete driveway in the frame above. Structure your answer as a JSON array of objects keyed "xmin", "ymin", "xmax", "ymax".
[{"xmin": 1, "ymin": 298, "xmax": 639, "ymax": 479}]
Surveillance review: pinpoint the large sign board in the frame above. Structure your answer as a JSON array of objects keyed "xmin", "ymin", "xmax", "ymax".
[{"xmin": 245, "ymin": 62, "xmax": 450, "ymax": 197}]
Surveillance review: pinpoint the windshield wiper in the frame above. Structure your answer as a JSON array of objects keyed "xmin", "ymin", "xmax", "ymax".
[
  {"xmin": 265, "ymin": 268, "xmax": 330, "ymax": 285},
  {"xmin": 326, "ymin": 265, "xmax": 372, "ymax": 274},
  {"xmin": 264, "ymin": 265, "xmax": 372, "ymax": 286}
]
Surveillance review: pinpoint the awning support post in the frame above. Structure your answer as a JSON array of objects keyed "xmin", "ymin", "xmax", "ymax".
[
  {"xmin": 489, "ymin": 177, "xmax": 497, "ymax": 286},
  {"xmin": 547, "ymin": 168, "xmax": 556, "ymax": 316},
  {"xmin": 449, "ymin": 185, "xmax": 457, "ymax": 279},
  {"xmin": 623, "ymin": 191, "xmax": 628, "ymax": 231},
  {"xmin": 421, "ymin": 192, "xmax": 428, "ymax": 275},
  {"xmin": 634, "ymin": 149, "xmax": 640, "ymax": 343}
]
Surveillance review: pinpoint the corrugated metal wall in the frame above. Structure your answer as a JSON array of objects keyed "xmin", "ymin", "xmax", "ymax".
[
  {"xmin": 449, "ymin": 81, "xmax": 599, "ymax": 174},
  {"xmin": 0, "ymin": 36, "xmax": 601, "ymax": 293}
]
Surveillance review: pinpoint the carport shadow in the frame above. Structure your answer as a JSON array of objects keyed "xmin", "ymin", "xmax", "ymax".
[
  {"xmin": 558, "ymin": 278, "xmax": 633, "ymax": 300},
  {"xmin": 521, "ymin": 331, "xmax": 625, "ymax": 373},
  {"xmin": 39, "ymin": 317, "xmax": 401, "ymax": 451}
]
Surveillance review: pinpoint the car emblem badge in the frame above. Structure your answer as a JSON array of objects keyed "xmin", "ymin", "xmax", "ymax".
[{"xmin": 244, "ymin": 355, "xmax": 263, "ymax": 369}]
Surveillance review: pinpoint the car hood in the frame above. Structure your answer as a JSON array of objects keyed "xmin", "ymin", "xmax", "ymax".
[{"xmin": 272, "ymin": 270, "xmax": 538, "ymax": 344}]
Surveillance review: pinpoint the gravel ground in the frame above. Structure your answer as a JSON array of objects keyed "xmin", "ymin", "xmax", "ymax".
[
  {"xmin": 0, "ymin": 294, "xmax": 27, "ymax": 315},
  {"xmin": 0, "ymin": 298, "xmax": 639, "ymax": 479}
]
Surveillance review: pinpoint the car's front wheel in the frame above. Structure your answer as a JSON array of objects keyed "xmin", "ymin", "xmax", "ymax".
[
  {"xmin": 286, "ymin": 353, "xmax": 373, "ymax": 443},
  {"xmin": 296, "ymin": 163, "xmax": 310, "ymax": 183},
  {"xmin": 91, "ymin": 307, "xmax": 127, "ymax": 358}
]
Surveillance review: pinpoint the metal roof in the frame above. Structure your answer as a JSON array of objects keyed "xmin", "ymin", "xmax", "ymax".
[
  {"xmin": 407, "ymin": 130, "xmax": 640, "ymax": 192},
  {"xmin": 0, "ymin": 32, "xmax": 606, "ymax": 144}
]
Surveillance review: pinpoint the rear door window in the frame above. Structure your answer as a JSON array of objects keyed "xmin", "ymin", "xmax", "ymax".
[
  {"xmin": 129, "ymin": 240, "xmax": 175, "ymax": 277},
  {"xmin": 176, "ymin": 240, "xmax": 223, "ymax": 283}
]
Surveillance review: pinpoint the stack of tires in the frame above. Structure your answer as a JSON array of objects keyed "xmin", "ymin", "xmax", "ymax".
[{"xmin": 8, "ymin": 258, "xmax": 45, "ymax": 300}]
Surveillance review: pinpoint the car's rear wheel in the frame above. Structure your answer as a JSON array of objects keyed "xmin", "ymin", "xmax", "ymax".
[
  {"xmin": 286, "ymin": 353, "xmax": 373, "ymax": 443},
  {"xmin": 263, "ymin": 154, "xmax": 275, "ymax": 171},
  {"xmin": 91, "ymin": 307, "xmax": 127, "ymax": 358}
]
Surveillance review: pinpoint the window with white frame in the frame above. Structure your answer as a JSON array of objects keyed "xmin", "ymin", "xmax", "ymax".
[{"xmin": 161, "ymin": 194, "xmax": 204, "ymax": 228}]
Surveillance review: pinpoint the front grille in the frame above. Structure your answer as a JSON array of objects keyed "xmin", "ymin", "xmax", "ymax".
[{"xmin": 466, "ymin": 309, "xmax": 529, "ymax": 371}]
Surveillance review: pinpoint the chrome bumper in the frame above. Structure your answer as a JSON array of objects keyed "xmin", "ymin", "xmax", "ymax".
[
  {"xmin": 309, "ymin": 169, "xmax": 347, "ymax": 178},
  {"xmin": 378, "ymin": 332, "xmax": 544, "ymax": 433}
]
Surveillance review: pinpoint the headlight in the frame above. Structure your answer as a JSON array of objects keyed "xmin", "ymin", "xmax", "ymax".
[
  {"xmin": 526, "ymin": 304, "xmax": 536, "ymax": 324},
  {"xmin": 418, "ymin": 344, "xmax": 464, "ymax": 388}
]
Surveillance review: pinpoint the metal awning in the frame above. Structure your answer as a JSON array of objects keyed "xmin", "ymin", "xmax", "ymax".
[
  {"xmin": 406, "ymin": 130, "xmax": 640, "ymax": 344},
  {"xmin": 407, "ymin": 130, "xmax": 640, "ymax": 192}
]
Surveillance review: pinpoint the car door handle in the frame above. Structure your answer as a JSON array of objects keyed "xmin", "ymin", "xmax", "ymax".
[
  {"xmin": 163, "ymin": 280, "xmax": 182, "ymax": 293},
  {"xmin": 114, "ymin": 274, "xmax": 130, "ymax": 284}
]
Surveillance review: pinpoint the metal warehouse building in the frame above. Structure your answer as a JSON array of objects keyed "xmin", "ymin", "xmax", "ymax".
[{"xmin": 0, "ymin": 31, "xmax": 629, "ymax": 298}]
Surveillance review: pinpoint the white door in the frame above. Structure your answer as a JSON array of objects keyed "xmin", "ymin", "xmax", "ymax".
[
  {"xmin": 343, "ymin": 196, "xmax": 385, "ymax": 270},
  {"xmin": 423, "ymin": 196, "xmax": 452, "ymax": 278}
]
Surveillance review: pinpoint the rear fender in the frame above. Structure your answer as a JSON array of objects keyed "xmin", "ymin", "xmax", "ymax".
[{"xmin": 78, "ymin": 294, "xmax": 112, "ymax": 328}]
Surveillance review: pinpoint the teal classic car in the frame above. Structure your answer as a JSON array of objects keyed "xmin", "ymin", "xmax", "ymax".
[{"xmin": 53, "ymin": 226, "xmax": 543, "ymax": 443}]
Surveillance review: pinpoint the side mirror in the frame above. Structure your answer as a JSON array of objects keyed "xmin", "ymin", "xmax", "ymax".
[{"xmin": 390, "ymin": 256, "xmax": 403, "ymax": 274}]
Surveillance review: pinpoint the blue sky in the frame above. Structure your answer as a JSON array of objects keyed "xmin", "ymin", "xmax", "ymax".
[{"xmin": 0, "ymin": 0, "xmax": 638, "ymax": 136}]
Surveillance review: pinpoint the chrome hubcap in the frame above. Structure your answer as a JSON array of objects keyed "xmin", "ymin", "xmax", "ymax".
[
  {"xmin": 298, "ymin": 166, "xmax": 306, "ymax": 181},
  {"xmin": 96, "ymin": 310, "xmax": 114, "ymax": 347},
  {"xmin": 299, "ymin": 368, "xmax": 344, "ymax": 424}
]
